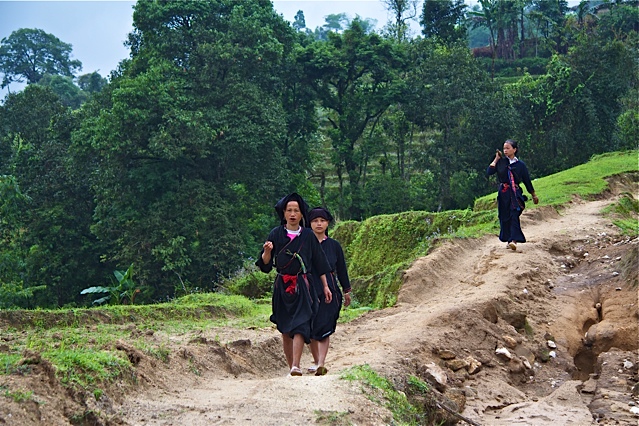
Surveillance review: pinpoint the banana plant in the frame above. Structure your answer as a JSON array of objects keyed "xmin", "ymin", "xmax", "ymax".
[{"xmin": 80, "ymin": 264, "xmax": 140, "ymax": 305}]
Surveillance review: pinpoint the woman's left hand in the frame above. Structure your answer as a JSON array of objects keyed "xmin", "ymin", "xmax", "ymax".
[
  {"xmin": 343, "ymin": 293, "xmax": 351, "ymax": 308},
  {"xmin": 532, "ymin": 195, "xmax": 539, "ymax": 204}
]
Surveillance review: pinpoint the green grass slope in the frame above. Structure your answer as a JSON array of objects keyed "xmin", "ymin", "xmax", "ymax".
[{"xmin": 334, "ymin": 150, "xmax": 638, "ymax": 309}]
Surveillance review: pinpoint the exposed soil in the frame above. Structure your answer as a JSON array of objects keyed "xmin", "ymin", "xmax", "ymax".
[{"xmin": 1, "ymin": 179, "xmax": 638, "ymax": 426}]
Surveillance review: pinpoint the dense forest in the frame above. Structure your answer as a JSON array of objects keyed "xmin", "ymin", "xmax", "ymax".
[{"xmin": 0, "ymin": 0, "xmax": 637, "ymax": 308}]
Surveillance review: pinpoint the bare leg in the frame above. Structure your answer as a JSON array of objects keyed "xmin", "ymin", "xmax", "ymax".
[
  {"xmin": 317, "ymin": 336, "xmax": 330, "ymax": 368},
  {"xmin": 309, "ymin": 340, "xmax": 319, "ymax": 365},
  {"xmin": 281, "ymin": 333, "xmax": 293, "ymax": 369},
  {"xmin": 291, "ymin": 334, "xmax": 305, "ymax": 369}
]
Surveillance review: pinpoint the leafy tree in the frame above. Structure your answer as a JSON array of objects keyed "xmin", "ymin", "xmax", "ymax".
[
  {"xmin": 382, "ymin": 0, "xmax": 420, "ymax": 41},
  {"xmin": 0, "ymin": 85, "xmax": 105, "ymax": 306},
  {"xmin": 420, "ymin": 0, "xmax": 468, "ymax": 45},
  {"xmin": 299, "ymin": 19, "xmax": 406, "ymax": 218},
  {"xmin": 0, "ymin": 174, "xmax": 39, "ymax": 309},
  {"xmin": 529, "ymin": 0, "xmax": 569, "ymax": 55},
  {"xmin": 0, "ymin": 28, "xmax": 82, "ymax": 88},
  {"xmin": 37, "ymin": 74, "xmax": 87, "ymax": 108},
  {"xmin": 324, "ymin": 13, "xmax": 350, "ymax": 32},
  {"xmin": 615, "ymin": 86, "xmax": 639, "ymax": 150},
  {"xmin": 293, "ymin": 10, "xmax": 306, "ymax": 31},
  {"xmin": 77, "ymin": 71, "xmax": 108, "ymax": 93},
  {"xmin": 506, "ymin": 33, "xmax": 636, "ymax": 176},
  {"xmin": 76, "ymin": 0, "xmax": 304, "ymax": 299},
  {"xmin": 596, "ymin": 1, "xmax": 639, "ymax": 40},
  {"xmin": 406, "ymin": 39, "xmax": 498, "ymax": 210}
]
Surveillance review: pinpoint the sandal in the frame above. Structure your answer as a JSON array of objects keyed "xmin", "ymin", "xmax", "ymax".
[
  {"xmin": 290, "ymin": 366, "xmax": 303, "ymax": 376},
  {"xmin": 508, "ymin": 242, "xmax": 517, "ymax": 251},
  {"xmin": 307, "ymin": 364, "xmax": 318, "ymax": 373},
  {"xmin": 315, "ymin": 366, "xmax": 328, "ymax": 376}
]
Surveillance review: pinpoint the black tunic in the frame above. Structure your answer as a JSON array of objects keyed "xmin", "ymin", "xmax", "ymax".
[
  {"xmin": 486, "ymin": 157, "xmax": 535, "ymax": 243},
  {"xmin": 311, "ymin": 237, "xmax": 352, "ymax": 341},
  {"xmin": 256, "ymin": 226, "xmax": 331, "ymax": 343}
]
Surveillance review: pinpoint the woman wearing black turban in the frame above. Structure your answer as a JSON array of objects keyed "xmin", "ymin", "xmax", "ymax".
[
  {"xmin": 256, "ymin": 193, "xmax": 332, "ymax": 376},
  {"xmin": 306, "ymin": 207, "xmax": 352, "ymax": 376}
]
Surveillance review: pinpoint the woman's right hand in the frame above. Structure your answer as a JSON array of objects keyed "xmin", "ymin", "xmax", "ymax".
[
  {"xmin": 263, "ymin": 241, "xmax": 273, "ymax": 254},
  {"xmin": 490, "ymin": 150, "xmax": 501, "ymax": 167}
]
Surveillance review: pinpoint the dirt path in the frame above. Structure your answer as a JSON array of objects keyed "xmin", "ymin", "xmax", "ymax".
[{"xmin": 117, "ymin": 194, "xmax": 638, "ymax": 426}]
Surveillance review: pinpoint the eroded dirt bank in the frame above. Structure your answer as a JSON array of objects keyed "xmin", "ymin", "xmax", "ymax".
[{"xmin": 1, "ymin": 189, "xmax": 637, "ymax": 426}]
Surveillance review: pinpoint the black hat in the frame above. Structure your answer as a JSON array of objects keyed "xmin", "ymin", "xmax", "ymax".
[
  {"xmin": 307, "ymin": 207, "xmax": 334, "ymax": 223},
  {"xmin": 274, "ymin": 193, "xmax": 309, "ymax": 225}
]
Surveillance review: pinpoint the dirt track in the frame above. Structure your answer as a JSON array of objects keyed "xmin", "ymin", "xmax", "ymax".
[{"xmin": 2, "ymin": 185, "xmax": 638, "ymax": 425}]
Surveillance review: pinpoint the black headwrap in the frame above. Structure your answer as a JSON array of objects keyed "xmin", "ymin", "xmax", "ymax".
[
  {"xmin": 307, "ymin": 207, "xmax": 333, "ymax": 223},
  {"xmin": 274, "ymin": 193, "xmax": 309, "ymax": 226},
  {"xmin": 308, "ymin": 207, "xmax": 334, "ymax": 236}
]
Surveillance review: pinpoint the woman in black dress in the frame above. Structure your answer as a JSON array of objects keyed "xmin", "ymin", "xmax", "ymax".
[
  {"xmin": 486, "ymin": 139, "xmax": 539, "ymax": 251},
  {"xmin": 256, "ymin": 193, "xmax": 332, "ymax": 376},
  {"xmin": 307, "ymin": 207, "xmax": 352, "ymax": 376}
]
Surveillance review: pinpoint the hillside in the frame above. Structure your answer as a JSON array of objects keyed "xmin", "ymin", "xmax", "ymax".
[{"xmin": 0, "ymin": 175, "xmax": 637, "ymax": 425}]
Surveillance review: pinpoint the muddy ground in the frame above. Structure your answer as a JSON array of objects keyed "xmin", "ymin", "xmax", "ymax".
[{"xmin": 1, "ymin": 182, "xmax": 638, "ymax": 425}]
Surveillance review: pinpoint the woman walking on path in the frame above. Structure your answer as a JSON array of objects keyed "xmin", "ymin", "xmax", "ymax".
[
  {"xmin": 256, "ymin": 193, "xmax": 332, "ymax": 376},
  {"xmin": 487, "ymin": 139, "xmax": 539, "ymax": 251},
  {"xmin": 307, "ymin": 207, "xmax": 352, "ymax": 376}
]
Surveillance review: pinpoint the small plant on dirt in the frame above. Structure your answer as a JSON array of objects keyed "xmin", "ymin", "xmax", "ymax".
[
  {"xmin": 143, "ymin": 344, "xmax": 170, "ymax": 363},
  {"xmin": 93, "ymin": 388, "xmax": 103, "ymax": 400},
  {"xmin": 3, "ymin": 388, "xmax": 34, "ymax": 403},
  {"xmin": 0, "ymin": 353, "xmax": 22, "ymax": 375},
  {"xmin": 603, "ymin": 192, "xmax": 639, "ymax": 237},
  {"xmin": 188, "ymin": 360, "xmax": 201, "ymax": 376},
  {"xmin": 80, "ymin": 264, "xmax": 142, "ymax": 305},
  {"xmin": 314, "ymin": 409, "xmax": 351, "ymax": 425},
  {"xmin": 523, "ymin": 320, "xmax": 534, "ymax": 337},
  {"xmin": 341, "ymin": 364, "xmax": 421, "ymax": 425}
]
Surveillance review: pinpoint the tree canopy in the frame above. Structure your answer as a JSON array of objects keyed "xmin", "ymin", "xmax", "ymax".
[{"xmin": 0, "ymin": 28, "xmax": 82, "ymax": 88}]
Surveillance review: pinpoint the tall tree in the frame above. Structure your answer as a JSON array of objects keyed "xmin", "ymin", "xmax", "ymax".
[
  {"xmin": 0, "ymin": 28, "xmax": 82, "ymax": 88},
  {"xmin": 0, "ymin": 85, "xmax": 105, "ymax": 306},
  {"xmin": 406, "ymin": 39, "xmax": 498, "ymax": 210},
  {"xmin": 530, "ymin": 0, "xmax": 569, "ymax": 55},
  {"xmin": 323, "ymin": 13, "xmax": 350, "ymax": 32},
  {"xmin": 37, "ymin": 74, "xmax": 87, "ymax": 109},
  {"xmin": 299, "ymin": 19, "xmax": 405, "ymax": 218},
  {"xmin": 420, "ymin": 0, "xmax": 468, "ymax": 45},
  {"xmin": 293, "ymin": 10, "xmax": 306, "ymax": 31},
  {"xmin": 77, "ymin": 71, "xmax": 108, "ymax": 93},
  {"xmin": 382, "ymin": 0, "xmax": 420, "ymax": 41},
  {"xmin": 77, "ymin": 0, "xmax": 303, "ymax": 298}
]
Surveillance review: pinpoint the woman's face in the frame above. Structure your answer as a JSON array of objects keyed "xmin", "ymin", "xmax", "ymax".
[
  {"xmin": 310, "ymin": 217, "xmax": 329, "ymax": 236},
  {"xmin": 285, "ymin": 201, "xmax": 302, "ymax": 227},
  {"xmin": 503, "ymin": 142, "xmax": 516, "ymax": 159}
]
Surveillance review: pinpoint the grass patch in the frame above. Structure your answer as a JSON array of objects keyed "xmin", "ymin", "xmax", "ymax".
[
  {"xmin": 44, "ymin": 349, "xmax": 132, "ymax": 388},
  {"xmin": 602, "ymin": 192, "xmax": 639, "ymax": 237},
  {"xmin": 341, "ymin": 364, "xmax": 428, "ymax": 425},
  {"xmin": 0, "ymin": 353, "xmax": 23, "ymax": 375},
  {"xmin": 2, "ymin": 387, "xmax": 34, "ymax": 403},
  {"xmin": 0, "ymin": 292, "xmax": 277, "ymax": 396}
]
